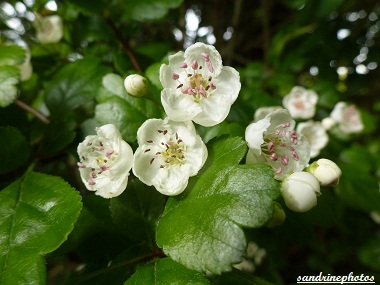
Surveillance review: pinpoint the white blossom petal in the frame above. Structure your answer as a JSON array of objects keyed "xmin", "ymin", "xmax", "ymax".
[
  {"xmin": 245, "ymin": 109, "xmax": 310, "ymax": 180},
  {"xmin": 282, "ymin": 86, "xmax": 318, "ymax": 119},
  {"xmin": 34, "ymin": 15, "xmax": 63, "ymax": 44},
  {"xmin": 330, "ymin": 102, "xmax": 363, "ymax": 134},
  {"xmin": 159, "ymin": 42, "xmax": 241, "ymax": 126},
  {"xmin": 77, "ymin": 124, "xmax": 133, "ymax": 198},
  {"xmin": 133, "ymin": 118, "xmax": 207, "ymax": 196},
  {"xmin": 297, "ymin": 121, "xmax": 329, "ymax": 158}
]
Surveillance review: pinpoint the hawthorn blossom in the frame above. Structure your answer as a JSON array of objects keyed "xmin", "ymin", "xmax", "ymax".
[
  {"xmin": 133, "ymin": 118, "xmax": 207, "ymax": 195},
  {"xmin": 296, "ymin": 121, "xmax": 328, "ymax": 158},
  {"xmin": 34, "ymin": 15, "xmax": 63, "ymax": 44},
  {"xmin": 282, "ymin": 86, "xmax": 318, "ymax": 119},
  {"xmin": 254, "ymin": 106, "xmax": 282, "ymax": 122},
  {"xmin": 245, "ymin": 109, "xmax": 310, "ymax": 180},
  {"xmin": 77, "ymin": 124, "xmax": 133, "ymax": 198},
  {"xmin": 281, "ymin": 171, "xmax": 321, "ymax": 212},
  {"xmin": 160, "ymin": 42, "xmax": 241, "ymax": 127},
  {"xmin": 124, "ymin": 74, "xmax": 150, "ymax": 97},
  {"xmin": 306, "ymin": 159, "xmax": 341, "ymax": 187},
  {"xmin": 330, "ymin": 102, "xmax": 363, "ymax": 134}
]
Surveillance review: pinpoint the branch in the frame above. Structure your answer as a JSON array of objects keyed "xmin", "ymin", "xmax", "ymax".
[
  {"xmin": 261, "ymin": 0, "xmax": 271, "ymax": 66},
  {"xmin": 15, "ymin": 99, "xmax": 50, "ymax": 124},
  {"xmin": 104, "ymin": 17, "xmax": 143, "ymax": 73}
]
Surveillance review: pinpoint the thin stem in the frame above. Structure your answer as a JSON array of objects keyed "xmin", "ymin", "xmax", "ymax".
[
  {"xmin": 14, "ymin": 99, "xmax": 50, "ymax": 124},
  {"xmin": 225, "ymin": 0, "xmax": 243, "ymax": 66},
  {"xmin": 104, "ymin": 17, "xmax": 143, "ymax": 73},
  {"xmin": 261, "ymin": 0, "xmax": 271, "ymax": 66}
]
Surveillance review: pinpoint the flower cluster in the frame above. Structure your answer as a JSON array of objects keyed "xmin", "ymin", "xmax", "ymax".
[
  {"xmin": 244, "ymin": 85, "xmax": 351, "ymax": 212},
  {"xmin": 78, "ymin": 42, "xmax": 238, "ymax": 197},
  {"xmin": 34, "ymin": 15, "xmax": 63, "ymax": 44}
]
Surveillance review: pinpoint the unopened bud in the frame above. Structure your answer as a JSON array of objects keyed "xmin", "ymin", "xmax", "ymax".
[
  {"xmin": 306, "ymin": 158, "xmax": 342, "ymax": 187},
  {"xmin": 124, "ymin": 74, "xmax": 150, "ymax": 97},
  {"xmin": 321, "ymin": 117, "xmax": 336, "ymax": 131},
  {"xmin": 281, "ymin": 172, "xmax": 320, "ymax": 212},
  {"xmin": 266, "ymin": 202, "xmax": 286, "ymax": 227}
]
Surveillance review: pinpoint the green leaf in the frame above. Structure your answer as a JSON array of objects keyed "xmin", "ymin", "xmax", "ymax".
[
  {"xmin": 0, "ymin": 45, "xmax": 26, "ymax": 66},
  {"xmin": 156, "ymin": 137, "xmax": 281, "ymax": 274},
  {"xmin": 44, "ymin": 58, "xmax": 109, "ymax": 117},
  {"xmin": 110, "ymin": 180, "xmax": 166, "ymax": 244},
  {"xmin": 0, "ymin": 172, "xmax": 82, "ymax": 285},
  {"xmin": 0, "ymin": 65, "xmax": 19, "ymax": 108},
  {"xmin": 121, "ymin": 0, "xmax": 184, "ymax": 21},
  {"xmin": 0, "ymin": 126, "xmax": 30, "ymax": 174},
  {"xmin": 95, "ymin": 74, "xmax": 163, "ymax": 142},
  {"xmin": 125, "ymin": 257, "xmax": 210, "ymax": 285},
  {"xmin": 358, "ymin": 233, "xmax": 380, "ymax": 271}
]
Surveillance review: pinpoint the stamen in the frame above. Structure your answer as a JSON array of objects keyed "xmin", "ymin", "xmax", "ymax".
[
  {"xmin": 150, "ymin": 158, "xmax": 155, "ymax": 165},
  {"xmin": 147, "ymin": 140, "xmax": 153, "ymax": 143},
  {"xmin": 77, "ymin": 162, "xmax": 86, "ymax": 168},
  {"xmin": 172, "ymin": 73, "xmax": 179, "ymax": 80},
  {"xmin": 281, "ymin": 155, "xmax": 289, "ymax": 166},
  {"xmin": 106, "ymin": 150, "xmax": 114, "ymax": 158},
  {"xmin": 201, "ymin": 52, "xmax": 210, "ymax": 61},
  {"xmin": 177, "ymin": 83, "xmax": 183, "ymax": 89},
  {"xmin": 291, "ymin": 151, "xmax": 299, "ymax": 161},
  {"xmin": 88, "ymin": 178, "xmax": 96, "ymax": 185},
  {"xmin": 191, "ymin": 60, "xmax": 198, "ymax": 70},
  {"xmin": 270, "ymin": 153, "xmax": 278, "ymax": 161},
  {"xmin": 91, "ymin": 172, "xmax": 97, "ymax": 178},
  {"xmin": 163, "ymin": 130, "xmax": 168, "ymax": 135},
  {"xmin": 144, "ymin": 149, "xmax": 151, "ymax": 153},
  {"xmin": 180, "ymin": 63, "xmax": 187, "ymax": 68},
  {"xmin": 207, "ymin": 61, "xmax": 214, "ymax": 73},
  {"xmin": 275, "ymin": 168, "xmax": 282, "ymax": 174},
  {"xmin": 267, "ymin": 141, "xmax": 275, "ymax": 152}
]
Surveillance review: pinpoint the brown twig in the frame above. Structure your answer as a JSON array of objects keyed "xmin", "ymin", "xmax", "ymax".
[
  {"xmin": 225, "ymin": 0, "xmax": 243, "ymax": 66},
  {"xmin": 15, "ymin": 98, "xmax": 50, "ymax": 124},
  {"xmin": 104, "ymin": 17, "xmax": 143, "ymax": 73}
]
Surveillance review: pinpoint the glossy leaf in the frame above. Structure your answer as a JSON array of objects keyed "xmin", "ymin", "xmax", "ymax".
[
  {"xmin": 44, "ymin": 58, "xmax": 109, "ymax": 117},
  {"xmin": 125, "ymin": 257, "xmax": 210, "ymax": 285},
  {"xmin": 0, "ymin": 65, "xmax": 19, "ymax": 108},
  {"xmin": 0, "ymin": 126, "xmax": 30, "ymax": 174},
  {"xmin": 0, "ymin": 45, "xmax": 25, "ymax": 66},
  {"xmin": 110, "ymin": 180, "xmax": 166, "ymax": 244},
  {"xmin": 0, "ymin": 172, "xmax": 82, "ymax": 285},
  {"xmin": 156, "ymin": 137, "xmax": 281, "ymax": 274},
  {"xmin": 95, "ymin": 74, "xmax": 163, "ymax": 142}
]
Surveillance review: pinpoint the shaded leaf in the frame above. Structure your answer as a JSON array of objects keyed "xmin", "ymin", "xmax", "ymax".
[
  {"xmin": 0, "ymin": 45, "xmax": 25, "ymax": 66},
  {"xmin": 0, "ymin": 172, "xmax": 82, "ymax": 285},
  {"xmin": 44, "ymin": 58, "xmax": 109, "ymax": 117},
  {"xmin": 156, "ymin": 137, "xmax": 281, "ymax": 274},
  {"xmin": 125, "ymin": 257, "xmax": 210, "ymax": 285},
  {"xmin": 0, "ymin": 126, "xmax": 30, "ymax": 174},
  {"xmin": 110, "ymin": 180, "xmax": 166, "ymax": 244}
]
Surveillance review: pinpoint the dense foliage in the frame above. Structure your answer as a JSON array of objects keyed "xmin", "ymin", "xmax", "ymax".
[{"xmin": 1, "ymin": 0, "xmax": 380, "ymax": 284}]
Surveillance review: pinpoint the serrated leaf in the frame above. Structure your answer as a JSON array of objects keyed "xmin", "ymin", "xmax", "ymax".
[
  {"xmin": 0, "ymin": 172, "xmax": 82, "ymax": 285},
  {"xmin": 156, "ymin": 137, "xmax": 281, "ymax": 274},
  {"xmin": 44, "ymin": 58, "xmax": 109, "ymax": 117},
  {"xmin": 95, "ymin": 79, "xmax": 163, "ymax": 142},
  {"xmin": 0, "ymin": 65, "xmax": 19, "ymax": 108},
  {"xmin": 0, "ymin": 126, "xmax": 30, "ymax": 174},
  {"xmin": 125, "ymin": 257, "xmax": 210, "ymax": 285},
  {"xmin": 0, "ymin": 45, "xmax": 26, "ymax": 66},
  {"xmin": 110, "ymin": 180, "xmax": 166, "ymax": 243}
]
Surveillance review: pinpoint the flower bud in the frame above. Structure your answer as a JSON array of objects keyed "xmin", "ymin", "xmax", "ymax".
[
  {"xmin": 124, "ymin": 74, "xmax": 150, "ymax": 97},
  {"xmin": 281, "ymin": 172, "xmax": 320, "ymax": 212},
  {"xmin": 306, "ymin": 158, "xmax": 342, "ymax": 187}
]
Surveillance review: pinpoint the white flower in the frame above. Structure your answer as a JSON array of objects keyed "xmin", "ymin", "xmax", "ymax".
[
  {"xmin": 133, "ymin": 118, "xmax": 208, "ymax": 195},
  {"xmin": 18, "ymin": 46, "xmax": 33, "ymax": 81},
  {"xmin": 0, "ymin": 69, "xmax": 18, "ymax": 108},
  {"xmin": 321, "ymin": 117, "xmax": 336, "ymax": 131},
  {"xmin": 296, "ymin": 121, "xmax": 328, "ymax": 158},
  {"xmin": 34, "ymin": 15, "xmax": 63, "ymax": 44},
  {"xmin": 330, "ymin": 102, "xmax": 363, "ymax": 134},
  {"xmin": 160, "ymin": 42, "xmax": 241, "ymax": 127},
  {"xmin": 281, "ymin": 172, "xmax": 321, "ymax": 212},
  {"xmin": 254, "ymin": 106, "xmax": 282, "ymax": 122},
  {"xmin": 306, "ymin": 158, "xmax": 342, "ymax": 187},
  {"xmin": 124, "ymin": 74, "xmax": 150, "ymax": 97},
  {"xmin": 77, "ymin": 124, "xmax": 133, "ymax": 198},
  {"xmin": 282, "ymin": 86, "xmax": 318, "ymax": 119},
  {"xmin": 245, "ymin": 109, "xmax": 310, "ymax": 180}
]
